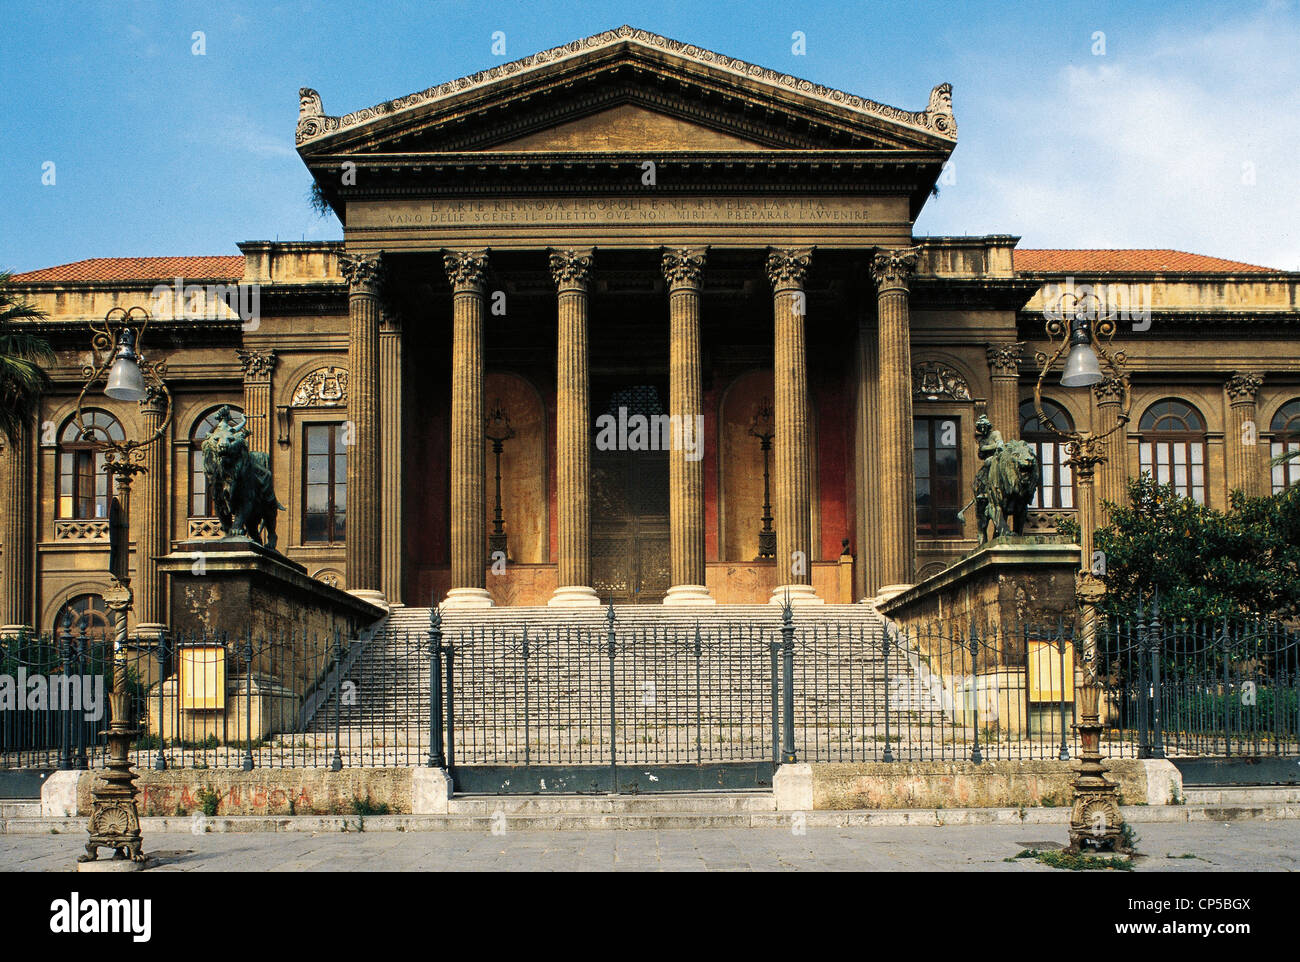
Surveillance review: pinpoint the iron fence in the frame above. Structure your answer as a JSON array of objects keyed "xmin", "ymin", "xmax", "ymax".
[{"xmin": 2, "ymin": 603, "xmax": 1296, "ymax": 779}]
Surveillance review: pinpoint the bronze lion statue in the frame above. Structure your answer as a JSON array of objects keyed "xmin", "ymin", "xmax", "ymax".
[{"xmin": 201, "ymin": 405, "xmax": 283, "ymax": 549}]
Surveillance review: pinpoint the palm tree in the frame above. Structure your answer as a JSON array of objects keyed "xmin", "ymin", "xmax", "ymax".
[{"xmin": 0, "ymin": 270, "xmax": 54, "ymax": 446}]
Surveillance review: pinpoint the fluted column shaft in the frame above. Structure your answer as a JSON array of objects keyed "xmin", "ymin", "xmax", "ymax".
[
  {"xmin": 379, "ymin": 311, "xmax": 404, "ymax": 604},
  {"xmin": 1093, "ymin": 376, "xmax": 1128, "ymax": 524},
  {"xmin": 871, "ymin": 247, "xmax": 921, "ymax": 594},
  {"xmin": 766, "ymin": 248, "xmax": 820, "ymax": 604},
  {"xmin": 0, "ymin": 424, "xmax": 33, "ymax": 632},
  {"xmin": 443, "ymin": 250, "xmax": 491, "ymax": 607},
  {"xmin": 662, "ymin": 248, "xmax": 713, "ymax": 605},
  {"xmin": 236, "ymin": 350, "xmax": 276, "ymax": 457},
  {"xmin": 986, "ymin": 342, "xmax": 1024, "ymax": 443},
  {"xmin": 340, "ymin": 252, "xmax": 384, "ymax": 600},
  {"xmin": 134, "ymin": 391, "xmax": 169, "ymax": 635},
  {"xmin": 548, "ymin": 249, "xmax": 600, "ymax": 606},
  {"xmin": 1226, "ymin": 372, "xmax": 1265, "ymax": 499}
]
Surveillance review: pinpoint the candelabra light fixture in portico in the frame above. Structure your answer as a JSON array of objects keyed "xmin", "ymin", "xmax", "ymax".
[
  {"xmin": 484, "ymin": 399, "xmax": 516, "ymax": 563},
  {"xmin": 748, "ymin": 397, "xmax": 777, "ymax": 560},
  {"xmin": 1032, "ymin": 291, "xmax": 1134, "ymax": 854},
  {"xmin": 74, "ymin": 307, "xmax": 173, "ymax": 870}
]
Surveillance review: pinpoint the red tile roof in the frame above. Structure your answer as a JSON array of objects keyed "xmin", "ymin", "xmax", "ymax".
[
  {"xmin": 9, "ymin": 256, "xmax": 244, "ymax": 284},
  {"xmin": 1015, "ymin": 249, "xmax": 1276, "ymax": 274}
]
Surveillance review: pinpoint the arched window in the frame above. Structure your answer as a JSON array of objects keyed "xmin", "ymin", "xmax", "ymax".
[
  {"xmin": 190, "ymin": 406, "xmax": 245, "ymax": 517},
  {"xmin": 1139, "ymin": 399, "xmax": 1207, "ymax": 503},
  {"xmin": 1020, "ymin": 399, "xmax": 1075, "ymax": 509},
  {"xmin": 57, "ymin": 412, "xmax": 125, "ymax": 519},
  {"xmin": 1271, "ymin": 399, "xmax": 1300, "ymax": 493},
  {"xmin": 54, "ymin": 594, "xmax": 110, "ymax": 637}
]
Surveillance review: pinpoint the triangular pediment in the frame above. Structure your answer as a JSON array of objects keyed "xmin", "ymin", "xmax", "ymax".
[
  {"xmin": 489, "ymin": 103, "xmax": 768, "ymax": 152},
  {"xmin": 296, "ymin": 25, "xmax": 957, "ymax": 157}
]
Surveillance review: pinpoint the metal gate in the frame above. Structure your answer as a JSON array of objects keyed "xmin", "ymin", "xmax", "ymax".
[{"xmin": 433, "ymin": 610, "xmax": 777, "ymax": 794}]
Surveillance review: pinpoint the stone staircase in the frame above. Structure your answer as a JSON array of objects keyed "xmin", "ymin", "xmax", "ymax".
[{"xmin": 297, "ymin": 604, "xmax": 952, "ymax": 765}]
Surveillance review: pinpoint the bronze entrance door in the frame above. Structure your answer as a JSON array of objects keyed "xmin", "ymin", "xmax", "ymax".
[
  {"xmin": 591, "ymin": 448, "xmax": 670, "ymax": 603},
  {"xmin": 590, "ymin": 383, "xmax": 672, "ymax": 604}
]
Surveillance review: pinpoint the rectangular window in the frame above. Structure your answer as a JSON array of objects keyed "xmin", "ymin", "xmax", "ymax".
[
  {"xmin": 1272, "ymin": 440, "xmax": 1300, "ymax": 493},
  {"xmin": 59, "ymin": 449, "xmax": 107, "ymax": 519},
  {"xmin": 1140, "ymin": 440, "xmax": 1205, "ymax": 504},
  {"xmin": 303, "ymin": 423, "xmax": 346, "ymax": 544},
  {"xmin": 915, "ymin": 416, "xmax": 962, "ymax": 537}
]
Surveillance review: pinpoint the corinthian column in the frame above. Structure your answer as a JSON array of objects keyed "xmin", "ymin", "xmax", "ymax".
[
  {"xmin": 766, "ymin": 247, "xmax": 822, "ymax": 605},
  {"xmin": 986, "ymin": 342, "xmax": 1024, "ymax": 443},
  {"xmin": 443, "ymin": 249, "xmax": 492, "ymax": 608},
  {"xmin": 662, "ymin": 248, "xmax": 714, "ymax": 606},
  {"xmin": 236, "ymin": 349, "xmax": 277, "ymax": 457},
  {"xmin": 1226, "ymin": 372, "xmax": 1265, "ymax": 498},
  {"xmin": 379, "ymin": 307, "xmax": 404, "ymax": 605},
  {"xmin": 0, "ymin": 424, "xmax": 33, "ymax": 635},
  {"xmin": 871, "ymin": 246, "xmax": 921, "ymax": 598},
  {"xmin": 548, "ymin": 248, "xmax": 600, "ymax": 607},
  {"xmin": 1093, "ymin": 375, "xmax": 1128, "ymax": 524},
  {"xmin": 339, "ymin": 251, "xmax": 385, "ymax": 606},
  {"xmin": 133, "ymin": 388, "xmax": 169, "ymax": 639}
]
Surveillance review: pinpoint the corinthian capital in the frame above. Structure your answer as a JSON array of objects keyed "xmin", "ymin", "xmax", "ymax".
[
  {"xmin": 765, "ymin": 248, "xmax": 813, "ymax": 290},
  {"xmin": 443, "ymin": 249, "xmax": 490, "ymax": 292},
  {"xmin": 1226, "ymin": 371, "xmax": 1264, "ymax": 405},
  {"xmin": 985, "ymin": 342, "xmax": 1024, "ymax": 377},
  {"xmin": 236, "ymin": 349, "xmax": 278, "ymax": 383},
  {"xmin": 548, "ymin": 248, "xmax": 595, "ymax": 290},
  {"xmin": 1092, "ymin": 374, "xmax": 1126, "ymax": 406},
  {"xmin": 340, "ymin": 251, "xmax": 385, "ymax": 296},
  {"xmin": 661, "ymin": 247, "xmax": 708, "ymax": 289},
  {"xmin": 871, "ymin": 246, "xmax": 921, "ymax": 292}
]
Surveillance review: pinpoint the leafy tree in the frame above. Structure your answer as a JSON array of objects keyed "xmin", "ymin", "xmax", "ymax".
[
  {"xmin": 0, "ymin": 271, "xmax": 53, "ymax": 445},
  {"xmin": 1070, "ymin": 475, "xmax": 1300, "ymax": 621}
]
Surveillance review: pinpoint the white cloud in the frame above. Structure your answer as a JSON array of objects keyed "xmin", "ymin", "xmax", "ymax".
[{"xmin": 921, "ymin": 9, "xmax": 1300, "ymax": 269}]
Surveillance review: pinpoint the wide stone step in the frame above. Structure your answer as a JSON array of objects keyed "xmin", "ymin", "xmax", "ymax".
[{"xmin": 447, "ymin": 791, "xmax": 776, "ymax": 816}]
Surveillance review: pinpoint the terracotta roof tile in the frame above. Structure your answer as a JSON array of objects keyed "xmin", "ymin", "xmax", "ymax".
[
  {"xmin": 10, "ymin": 256, "xmax": 244, "ymax": 284},
  {"xmin": 1015, "ymin": 249, "xmax": 1275, "ymax": 274}
]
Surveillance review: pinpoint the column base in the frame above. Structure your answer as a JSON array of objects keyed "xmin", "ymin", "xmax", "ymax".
[
  {"xmin": 0, "ymin": 624, "xmax": 33, "ymax": 639},
  {"xmin": 872, "ymin": 584, "xmax": 913, "ymax": 605},
  {"xmin": 346, "ymin": 589, "xmax": 390, "ymax": 614},
  {"xmin": 662, "ymin": 584, "xmax": 716, "ymax": 606},
  {"xmin": 442, "ymin": 588, "xmax": 494, "ymax": 609},
  {"xmin": 548, "ymin": 585, "xmax": 602, "ymax": 607},
  {"xmin": 131, "ymin": 623, "xmax": 168, "ymax": 643},
  {"xmin": 769, "ymin": 584, "xmax": 825, "ymax": 606}
]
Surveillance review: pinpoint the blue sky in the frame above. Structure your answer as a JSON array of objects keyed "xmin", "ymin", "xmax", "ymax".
[{"xmin": 3, "ymin": 0, "xmax": 1297, "ymax": 272}]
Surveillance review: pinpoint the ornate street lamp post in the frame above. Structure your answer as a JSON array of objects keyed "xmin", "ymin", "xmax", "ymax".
[
  {"xmin": 748, "ymin": 398, "xmax": 776, "ymax": 560},
  {"xmin": 1033, "ymin": 292, "xmax": 1132, "ymax": 853},
  {"xmin": 75, "ymin": 307, "xmax": 171, "ymax": 869},
  {"xmin": 483, "ymin": 400, "xmax": 515, "ymax": 562}
]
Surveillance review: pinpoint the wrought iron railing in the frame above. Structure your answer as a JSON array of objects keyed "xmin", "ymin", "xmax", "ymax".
[{"xmin": 1, "ymin": 603, "xmax": 1296, "ymax": 775}]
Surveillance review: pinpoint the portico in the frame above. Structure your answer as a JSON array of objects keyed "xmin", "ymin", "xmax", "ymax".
[{"xmin": 297, "ymin": 26, "xmax": 957, "ymax": 609}]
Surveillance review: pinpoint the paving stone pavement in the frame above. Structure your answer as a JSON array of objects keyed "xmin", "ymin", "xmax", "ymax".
[{"xmin": 1, "ymin": 820, "xmax": 1296, "ymax": 871}]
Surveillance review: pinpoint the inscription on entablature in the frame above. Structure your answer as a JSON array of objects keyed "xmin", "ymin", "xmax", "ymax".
[{"xmin": 354, "ymin": 195, "xmax": 896, "ymax": 229}]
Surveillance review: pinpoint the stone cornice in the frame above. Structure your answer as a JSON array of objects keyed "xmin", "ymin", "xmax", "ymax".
[
  {"xmin": 662, "ymin": 248, "xmax": 708, "ymax": 289},
  {"xmin": 1017, "ymin": 309, "xmax": 1300, "ymax": 333},
  {"xmin": 296, "ymin": 26, "xmax": 956, "ymax": 149},
  {"xmin": 549, "ymin": 249, "xmax": 595, "ymax": 290},
  {"xmin": 765, "ymin": 248, "xmax": 813, "ymax": 289}
]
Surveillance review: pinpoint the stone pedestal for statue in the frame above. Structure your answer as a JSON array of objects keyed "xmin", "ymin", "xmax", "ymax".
[{"xmin": 158, "ymin": 537, "xmax": 385, "ymax": 641}]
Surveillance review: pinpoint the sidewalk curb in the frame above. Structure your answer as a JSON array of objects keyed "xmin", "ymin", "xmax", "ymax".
[{"xmin": 2, "ymin": 802, "xmax": 1297, "ymax": 834}]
